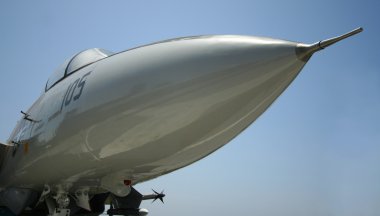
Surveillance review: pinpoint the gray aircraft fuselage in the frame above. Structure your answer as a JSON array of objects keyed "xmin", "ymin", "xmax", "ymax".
[{"xmin": 0, "ymin": 28, "xmax": 362, "ymax": 215}]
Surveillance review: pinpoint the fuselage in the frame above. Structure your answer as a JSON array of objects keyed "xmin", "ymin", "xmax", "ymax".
[{"xmin": 0, "ymin": 35, "xmax": 306, "ymax": 195}]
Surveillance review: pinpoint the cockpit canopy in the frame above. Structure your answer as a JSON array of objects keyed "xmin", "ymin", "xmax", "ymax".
[{"xmin": 46, "ymin": 48, "xmax": 113, "ymax": 91}]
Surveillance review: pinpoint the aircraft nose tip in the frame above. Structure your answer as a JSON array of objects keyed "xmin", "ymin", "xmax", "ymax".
[{"xmin": 296, "ymin": 27, "xmax": 363, "ymax": 62}]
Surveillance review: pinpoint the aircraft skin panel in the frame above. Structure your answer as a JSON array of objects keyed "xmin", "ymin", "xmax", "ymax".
[
  {"xmin": 0, "ymin": 142, "xmax": 12, "ymax": 173},
  {"xmin": 0, "ymin": 28, "xmax": 362, "ymax": 215},
  {"xmin": 0, "ymin": 36, "xmax": 304, "ymax": 191}
]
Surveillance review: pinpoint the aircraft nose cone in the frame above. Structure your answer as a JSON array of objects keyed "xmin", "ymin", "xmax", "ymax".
[
  {"xmin": 209, "ymin": 35, "xmax": 307, "ymax": 96},
  {"xmin": 83, "ymin": 35, "xmax": 307, "ymax": 160}
]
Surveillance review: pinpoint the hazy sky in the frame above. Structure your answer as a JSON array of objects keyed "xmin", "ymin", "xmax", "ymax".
[{"xmin": 1, "ymin": 1, "xmax": 379, "ymax": 216}]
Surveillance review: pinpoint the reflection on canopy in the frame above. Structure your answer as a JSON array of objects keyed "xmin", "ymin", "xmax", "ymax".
[{"xmin": 46, "ymin": 48, "xmax": 113, "ymax": 91}]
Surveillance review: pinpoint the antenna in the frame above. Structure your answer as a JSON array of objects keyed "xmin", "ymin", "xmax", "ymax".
[{"xmin": 296, "ymin": 27, "xmax": 363, "ymax": 61}]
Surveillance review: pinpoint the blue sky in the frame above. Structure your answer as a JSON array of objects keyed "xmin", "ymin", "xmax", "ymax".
[{"xmin": 0, "ymin": 1, "xmax": 379, "ymax": 216}]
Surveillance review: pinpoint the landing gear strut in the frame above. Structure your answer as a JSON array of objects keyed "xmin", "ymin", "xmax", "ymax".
[{"xmin": 45, "ymin": 185, "xmax": 71, "ymax": 216}]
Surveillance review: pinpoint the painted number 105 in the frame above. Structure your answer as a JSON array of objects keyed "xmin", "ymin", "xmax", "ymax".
[{"xmin": 61, "ymin": 71, "xmax": 92, "ymax": 109}]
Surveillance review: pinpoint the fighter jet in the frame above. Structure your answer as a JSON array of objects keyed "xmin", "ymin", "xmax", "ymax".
[{"xmin": 0, "ymin": 28, "xmax": 362, "ymax": 216}]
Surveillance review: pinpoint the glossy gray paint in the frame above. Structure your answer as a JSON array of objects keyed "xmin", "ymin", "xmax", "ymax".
[
  {"xmin": 0, "ymin": 36, "xmax": 305, "ymax": 193},
  {"xmin": 0, "ymin": 29, "xmax": 362, "ymax": 214}
]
